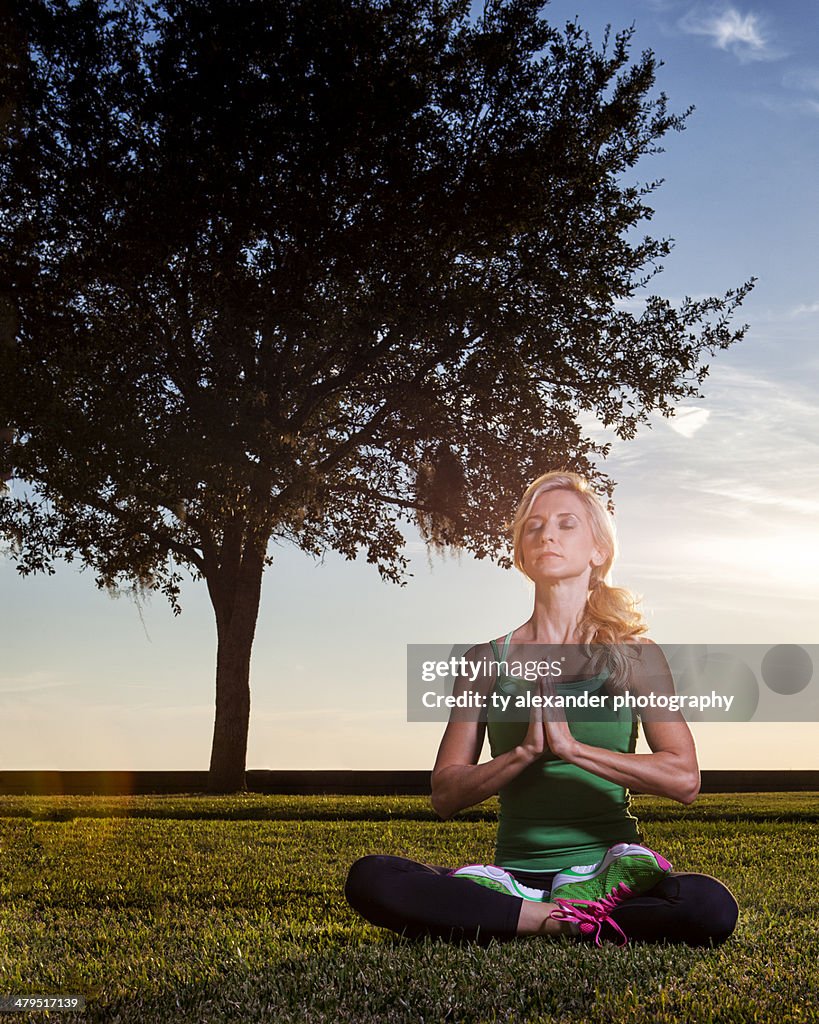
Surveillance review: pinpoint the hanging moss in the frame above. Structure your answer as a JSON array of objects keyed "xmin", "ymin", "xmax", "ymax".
[{"xmin": 415, "ymin": 443, "xmax": 466, "ymax": 552}]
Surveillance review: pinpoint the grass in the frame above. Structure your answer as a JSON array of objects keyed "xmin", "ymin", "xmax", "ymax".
[{"xmin": 0, "ymin": 793, "xmax": 817, "ymax": 1023}]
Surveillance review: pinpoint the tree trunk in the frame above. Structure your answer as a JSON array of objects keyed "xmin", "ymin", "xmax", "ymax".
[{"xmin": 206, "ymin": 541, "xmax": 266, "ymax": 793}]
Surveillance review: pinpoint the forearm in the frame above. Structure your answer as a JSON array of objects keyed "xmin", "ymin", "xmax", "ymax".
[
  {"xmin": 561, "ymin": 740, "xmax": 700, "ymax": 805},
  {"xmin": 431, "ymin": 745, "xmax": 536, "ymax": 819}
]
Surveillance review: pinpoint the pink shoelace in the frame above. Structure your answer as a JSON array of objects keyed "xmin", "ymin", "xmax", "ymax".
[{"xmin": 550, "ymin": 885, "xmax": 632, "ymax": 946}]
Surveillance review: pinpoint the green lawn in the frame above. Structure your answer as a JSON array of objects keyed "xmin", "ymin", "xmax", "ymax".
[{"xmin": 0, "ymin": 793, "xmax": 816, "ymax": 1023}]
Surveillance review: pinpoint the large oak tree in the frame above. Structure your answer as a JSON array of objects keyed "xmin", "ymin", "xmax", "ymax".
[{"xmin": 0, "ymin": 0, "xmax": 752, "ymax": 790}]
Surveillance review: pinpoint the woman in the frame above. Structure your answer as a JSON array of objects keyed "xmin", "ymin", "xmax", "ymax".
[{"xmin": 345, "ymin": 472, "xmax": 738, "ymax": 946}]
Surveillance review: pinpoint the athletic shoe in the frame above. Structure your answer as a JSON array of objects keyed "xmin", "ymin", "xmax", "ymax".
[
  {"xmin": 549, "ymin": 843, "xmax": 672, "ymax": 904},
  {"xmin": 549, "ymin": 893, "xmax": 630, "ymax": 946},
  {"xmin": 449, "ymin": 864, "xmax": 547, "ymax": 902}
]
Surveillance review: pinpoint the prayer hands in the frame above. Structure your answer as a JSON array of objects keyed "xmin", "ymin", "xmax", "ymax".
[{"xmin": 521, "ymin": 675, "xmax": 576, "ymax": 762}]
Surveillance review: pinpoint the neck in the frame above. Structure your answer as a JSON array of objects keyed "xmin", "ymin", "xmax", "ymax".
[{"xmin": 522, "ymin": 578, "xmax": 591, "ymax": 644}]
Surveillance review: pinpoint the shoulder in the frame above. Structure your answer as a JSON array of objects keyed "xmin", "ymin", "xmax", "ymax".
[
  {"xmin": 464, "ymin": 640, "xmax": 496, "ymax": 662},
  {"xmin": 453, "ymin": 641, "xmax": 500, "ymax": 697},
  {"xmin": 466, "ymin": 635, "xmax": 513, "ymax": 662},
  {"xmin": 627, "ymin": 637, "xmax": 673, "ymax": 694}
]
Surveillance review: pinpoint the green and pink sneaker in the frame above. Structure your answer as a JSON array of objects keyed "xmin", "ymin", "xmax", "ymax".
[
  {"xmin": 549, "ymin": 892, "xmax": 632, "ymax": 946},
  {"xmin": 449, "ymin": 864, "xmax": 547, "ymax": 902},
  {"xmin": 549, "ymin": 843, "xmax": 672, "ymax": 905}
]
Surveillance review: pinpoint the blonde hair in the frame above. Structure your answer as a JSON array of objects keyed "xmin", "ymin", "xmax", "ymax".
[{"xmin": 511, "ymin": 471, "xmax": 647, "ymax": 687}]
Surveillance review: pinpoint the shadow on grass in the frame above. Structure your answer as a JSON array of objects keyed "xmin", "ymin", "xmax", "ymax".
[
  {"xmin": 81, "ymin": 936, "xmax": 705, "ymax": 1024},
  {"xmin": 1, "ymin": 793, "xmax": 818, "ymax": 824}
]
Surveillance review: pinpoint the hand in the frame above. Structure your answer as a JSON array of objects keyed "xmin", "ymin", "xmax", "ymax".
[
  {"xmin": 518, "ymin": 679, "xmax": 548, "ymax": 763},
  {"xmin": 539, "ymin": 675, "xmax": 576, "ymax": 761}
]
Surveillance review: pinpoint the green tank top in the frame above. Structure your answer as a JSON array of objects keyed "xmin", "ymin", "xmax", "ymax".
[{"xmin": 487, "ymin": 632, "xmax": 642, "ymax": 872}]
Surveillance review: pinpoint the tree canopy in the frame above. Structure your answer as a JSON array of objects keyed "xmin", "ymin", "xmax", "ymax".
[{"xmin": 0, "ymin": 0, "xmax": 753, "ymax": 789}]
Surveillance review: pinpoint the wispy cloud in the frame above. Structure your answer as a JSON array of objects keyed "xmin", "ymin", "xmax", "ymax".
[
  {"xmin": 595, "ymin": 364, "xmax": 819, "ymax": 618},
  {"xmin": 646, "ymin": 0, "xmax": 685, "ymax": 11},
  {"xmin": 613, "ymin": 297, "xmax": 649, "ymax": 314},
  {"xmin": 679, "ymin": 6, "xmax": 779, "ymax": 62},
  {"xmin": 763, "ymin": 68, "xmax": 819, "ymax": 117},
  {"xmin": 791, "ymin": 301, "xmax": 819, "ymax": 317},
  {"xmin": 782, "ymin": 70, "xmax": 819, "ymax": 93},
  {"xmin": 696, "ymin": 483, "xmax": 819, "ymax": 517},
  {"xmin": 668, "ymin": 407, "xmax": 711, "ymax": 438},
  {"xmin": 754, "ymin": 95, "xmax": 819, "ymax": 118},
  {"xmin": 0, "ymin": 671, "xmax": 68, "ymax": 695}
]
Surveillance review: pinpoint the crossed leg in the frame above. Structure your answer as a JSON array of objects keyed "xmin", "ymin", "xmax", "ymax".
[{"xmin": 345, "ymin": 855, "xmax": 738, "ymax": 947}]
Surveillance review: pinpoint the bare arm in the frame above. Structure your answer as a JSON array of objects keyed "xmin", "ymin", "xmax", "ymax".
[
  {"xmin": 548, "ymin": 718, "xmax": 700, "ymax": 804},
  {"xmin": 431, "ymin": 721, "xmax": 543, "ymax": 819},
  {"xmin": 541, "ymin": 641, "xmax": 701, "ymax": 806},
  {"xmin": 430, "ymin": 643, "xmax": 545, "ymax": 819}
]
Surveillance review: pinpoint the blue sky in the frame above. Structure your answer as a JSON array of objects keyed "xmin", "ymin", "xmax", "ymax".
[{"xmin": 2, "ymin": 0, "xmax": 818, "ymax": 772}]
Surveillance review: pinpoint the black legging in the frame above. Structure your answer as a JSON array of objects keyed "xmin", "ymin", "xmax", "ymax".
[{"xmin": 345, "ymin": 855, "xmax": 739, "ymax": 947}]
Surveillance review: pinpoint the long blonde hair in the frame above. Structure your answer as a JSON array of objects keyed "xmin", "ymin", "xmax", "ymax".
[{"xmin": 510, "ymin": 471, "xmax": 646, "ymax": 687}]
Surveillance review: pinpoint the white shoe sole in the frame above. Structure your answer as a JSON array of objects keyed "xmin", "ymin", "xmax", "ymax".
[{"xmin": 450, "ymin": 863, "xmax": 546, "ymax": 901}]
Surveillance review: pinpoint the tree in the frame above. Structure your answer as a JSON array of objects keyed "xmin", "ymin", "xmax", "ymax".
[{"xmin": 0, "ymin": 0, "xmax": 752, "ymax": 791}]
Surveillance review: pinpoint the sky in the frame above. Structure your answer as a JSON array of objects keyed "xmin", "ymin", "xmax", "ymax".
[{"xmin": 2, "ymin": 0, "xmax": 818, "ymax": 773}]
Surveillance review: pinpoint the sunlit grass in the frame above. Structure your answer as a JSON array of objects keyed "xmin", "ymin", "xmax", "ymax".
[{"xmin": 0, "ymin": 794, "xmax": 816, "ymax": 1022}]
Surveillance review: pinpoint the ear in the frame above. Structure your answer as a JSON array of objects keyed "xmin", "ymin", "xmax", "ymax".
[{"xmin": 590, "ymin": 549, "xmax": 606, "ymax": 569}]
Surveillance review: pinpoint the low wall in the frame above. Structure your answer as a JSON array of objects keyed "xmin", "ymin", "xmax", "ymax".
[{"xmin": 0, "ymin": 769, "xmax": 817, "ymax": 796}]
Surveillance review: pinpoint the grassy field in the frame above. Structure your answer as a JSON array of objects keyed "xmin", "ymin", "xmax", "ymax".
[{"xmin": 0, "ymin": 793, "xmax": 816, "ymax": 1023}]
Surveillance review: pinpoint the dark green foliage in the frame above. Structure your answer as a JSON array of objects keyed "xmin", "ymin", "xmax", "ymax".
[{"xmin": 1, "ymin": 0, "xmax": 753, "ymax": 584}]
